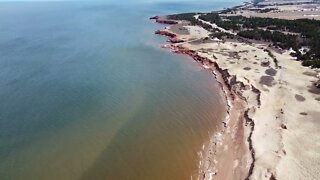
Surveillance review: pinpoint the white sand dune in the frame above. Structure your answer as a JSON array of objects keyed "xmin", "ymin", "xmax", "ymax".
[{"xmin": 155, "ymin": 19, "xmax": 320, "ymax": 180}]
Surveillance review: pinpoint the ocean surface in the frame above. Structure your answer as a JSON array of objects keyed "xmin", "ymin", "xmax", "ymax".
[{"xmin": 0, "ymin": 1, "xmax": 239, "ymax": 179}]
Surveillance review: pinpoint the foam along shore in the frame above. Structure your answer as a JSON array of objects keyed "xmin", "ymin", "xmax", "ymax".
[{"xmin": 151, "ymin": 15, "xmax": 320, "ymax": 180}]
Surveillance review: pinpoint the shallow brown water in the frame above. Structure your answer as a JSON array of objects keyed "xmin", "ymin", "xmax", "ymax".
[{"xmin": 0, "ymin": 1, "xmax": 237, "ymax": 180}]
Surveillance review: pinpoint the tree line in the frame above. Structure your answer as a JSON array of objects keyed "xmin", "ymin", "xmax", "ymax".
[{"xmin": 168, "ymin": 12, "xmax": 320, "ymax": 68}]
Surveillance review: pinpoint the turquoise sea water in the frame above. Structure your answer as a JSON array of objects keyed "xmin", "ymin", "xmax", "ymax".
[{"xmin": 0, "ymin": 1, "xmax": 239, "ymax": 179}]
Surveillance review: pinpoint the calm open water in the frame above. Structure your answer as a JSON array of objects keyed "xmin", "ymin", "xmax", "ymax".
[{"xmin": 0, "ymin": 1, "xmax": 239, "ymax": 179}]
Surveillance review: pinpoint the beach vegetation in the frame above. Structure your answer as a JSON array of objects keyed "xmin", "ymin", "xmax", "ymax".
[
  {"xmin": 200, "ymin": 13, "xmax": 320, "ymax": 68},
  {"xmin": 168, "ymin": 12, "xmax": 320, "ymax": 68}
]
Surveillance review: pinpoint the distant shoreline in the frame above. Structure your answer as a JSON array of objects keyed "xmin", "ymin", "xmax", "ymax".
[{"xmin": 151, "ymin": 1, "xmax": 320, "ymax": 179}]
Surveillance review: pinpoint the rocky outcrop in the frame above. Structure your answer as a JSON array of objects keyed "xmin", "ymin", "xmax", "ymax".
[
  {"xmin": 150, "ymin": 16, "xmax": 178, "ymax": 25},
  {"xmin": 149, "ymin": 16, "xmax": 158, "ymax": 20},
  {"xmin": 169, "ymin": 37, "xmax": 184, "ymax": 43},
  {"xmin": 155, "ymin": 30, "xmax": 176, "ymax": 38},
  {"xmin": 168, "ymin": 45, "xmax": 212, "ymax": 65},
  {"xmin": 154, "ymin": 30, "xmax": 184, "ymax": 43}
]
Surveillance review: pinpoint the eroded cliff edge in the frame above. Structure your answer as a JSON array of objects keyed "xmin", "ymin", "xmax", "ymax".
[{"xmin": 150, "ymin": 12, "xmax": 320, "ymax": 180}]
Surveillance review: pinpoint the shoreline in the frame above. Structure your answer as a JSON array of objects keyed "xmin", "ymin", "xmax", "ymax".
[
  {"xmin": 151, "ymin": 19, "xmax": 252, "ymax": 179},
  {"xmin": 150, "ymin": 5, "xmax": 320, "ymax": 178}
]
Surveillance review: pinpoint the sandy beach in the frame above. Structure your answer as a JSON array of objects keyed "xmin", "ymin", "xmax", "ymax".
[{"xmin": 151, "ymin": 8, "xmax": 320, "ymax": 179}]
